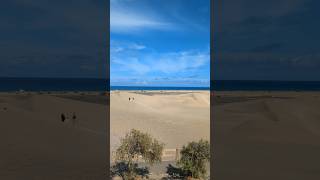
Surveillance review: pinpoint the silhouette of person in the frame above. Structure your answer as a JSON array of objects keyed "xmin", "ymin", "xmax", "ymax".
[
  {"xmin": 72, "ymin": 112, "xmax": 76, "ymax": 120},
  {"xmin": 61, "ymin": 113, "xmax": 66, "ymax": 122},
  {"xmin": 72, "ymin": 112, "xmax": 77, "ymax": 127}
]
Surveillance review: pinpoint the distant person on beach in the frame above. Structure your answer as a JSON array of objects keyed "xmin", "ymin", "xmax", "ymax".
[
  {"xmin": 72, "ymin": 112, "xmax": 76, "ymax": 120},
  {"xmin": 71, "ymin": 112, "xmax": 77, "ymax": 128},
  {"xmin": 61, "ymin": 113, "xmax": 66, "ymax": 122}
]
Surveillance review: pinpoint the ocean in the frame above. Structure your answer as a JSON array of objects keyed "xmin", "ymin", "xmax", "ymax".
[
  {"xmin": 110, "ymin": 86, "xmax": 209, "ymax": 91},
  {"xmin": 0, "ymin": 77, "xmax": 108, "ymax": 92},
  {"xmin": 1, "ymin": 78, "xmax": 320, "ymax": 91},
  {"xmin": 212, "ymin": 80, "xmax": 320, "ymax": 91}
]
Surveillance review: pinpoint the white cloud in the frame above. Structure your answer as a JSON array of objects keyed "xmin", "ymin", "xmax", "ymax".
[
  {"xmin": 112, "ymin": 57, "xmax": 151, "ymax": 75},
  {"xmin": 111, "ymin": 47, "xmax": 124, "ymax": 53},
  {"xmin": 129, "ymin": 43, "xmax": 146, "ymax": 50},
  {"xmin": 111, "ymin": 11, "xmax": 173, "ymax": 33},
  {"xmin": 111, "ymin": 48, "xmax": 209, "ymax": 75},
  {"xmin": 110, "ymin": 41, "xmax": 146, "ymax": 53},
  {"xmin": 151, "ymin": 51, "xmax": 209, "ymax": 74},
  {"xmin": 110, "ymin": 0, "xmax": 175, "ymax": 33}
]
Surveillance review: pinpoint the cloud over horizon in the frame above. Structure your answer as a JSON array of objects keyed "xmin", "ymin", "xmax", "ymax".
[
  {"xmin": 111, "ymin": 44, "xmax": 209, "ymax": 75},
  {"xmin": 111, "ymin": 0, "xmax": 210, "ymax": 86}
]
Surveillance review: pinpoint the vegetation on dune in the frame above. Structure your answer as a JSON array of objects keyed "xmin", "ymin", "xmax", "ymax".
[
  {"xmin": 178, "ymin": 139, "xmax": 210, "ymax": 179},
  {"xmin": 110, "ymin": 161, "xmax": 149, "ymax": 180},
  {"xmin": 166, "ymin": 139, "xmax": 210, "ymax": 180},
  {"xmin": 111, "ymin": 129, "xmax": 210, "ymax": 180},
  {"xmin": 111, "ymin": 129, "xmax": 165, "ymax": 180},
  {"xmin": 166, "ymin": 164, "xmax": 189, "ymax": 179}
]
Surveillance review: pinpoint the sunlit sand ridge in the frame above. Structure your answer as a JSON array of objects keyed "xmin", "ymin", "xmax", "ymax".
[{"xmin": 110, "ymin": 90, "xmax": 210, "ymax": 158}]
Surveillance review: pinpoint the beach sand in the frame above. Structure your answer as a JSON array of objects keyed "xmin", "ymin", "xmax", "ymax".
[
  {"xmin": 5, "ymin": 90, "xmax": 319, "ymax": 179},
  {"xmin": 110, "ymin": 91, "xmax": 210, "ymax": 153},
  {"xmin": 110, "ymin": 90, "xmax": 210, "ymax": 178},
  {"xmin": 0, "ymin": 92, "xmax": 107, "ymax": 180},
  {"xmin": 213, "ymin": 91, "xmax": 320, "ymax": 180}
]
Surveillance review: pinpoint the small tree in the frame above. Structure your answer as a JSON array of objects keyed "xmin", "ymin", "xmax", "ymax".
[
  {"xmin": 114, "ymin": 129, "xmax": 165, "ymax": 179},
  {"xmin": 178, "ymin": 139, "xmax": 210, "ymax": 179}
]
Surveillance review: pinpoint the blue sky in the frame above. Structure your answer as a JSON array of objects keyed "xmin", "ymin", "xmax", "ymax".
[
  {"xmin": 110, "ymin": 0, "xmax": 210, "ymax": 87},
  {"xmin": 3, "ymin": 0, "xmax": 320, "ymax": 82}
]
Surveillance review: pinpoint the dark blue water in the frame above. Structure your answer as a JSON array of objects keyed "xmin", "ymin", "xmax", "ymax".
[
  {"xmin": 111, "ymin": 86, "xmax": 210, "ymax": 91},
  {"xmin": 0, "ymin": 77, "xmax": 108, "ymax": 92},
  {"xmin": 211, "ymin": 80, "xmax": 320, "ymax": 91},
  {"xmin": 1, "ymin": 78, "xmax": 320, "ymax": 91}
]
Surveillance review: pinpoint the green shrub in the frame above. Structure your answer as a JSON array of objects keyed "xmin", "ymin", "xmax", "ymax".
[
  {"xmin": 113, "ymin": 129, "xmax": 165, "ymax": 179},
  {"xmin": 178, "ymin": 139, "xmax": 210, "ymax": 179}
]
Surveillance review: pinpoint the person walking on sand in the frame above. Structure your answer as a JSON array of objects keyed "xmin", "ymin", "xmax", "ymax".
[
  {"xmin": 71, "ymin": 112, "xmax": 77, "ymax": 128},
  {"xmin": 61, "ymin": 113, "xmax": 66, "ymax": 122}
]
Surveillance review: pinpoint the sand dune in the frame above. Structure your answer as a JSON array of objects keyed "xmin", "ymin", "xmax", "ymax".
[
  {"xmin": 213, "ymin": 91, "xmax": 320, "ymax": 180},
  {"xmin": 110, "ymin": 91, "xmax": 210, "ymax": 158},
  {"xmin": 0, "ymin": 93, "xmax": 107, "ymax": 180},
  {"xmin": 8, "ymin": 90, "xmax": 320, "ymax": 179}
]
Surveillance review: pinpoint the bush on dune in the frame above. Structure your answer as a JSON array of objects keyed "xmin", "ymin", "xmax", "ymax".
[
  {"xmin": 166, "ymin": 163, "xmax": 190, "ymax": 179},
  {"xmin": 111, "ymin": 129, "xmax": 165, "ymax": 180},
  {"xmin": 110, "ymin": 161, "xmax": 149, "ymax": 179},
  {"xmin": 178, "ymin": 139, "xmax": 210, "ymax": 179},
  {"xmin": 166, "ymin": 140, "xmax": 210, "ymax": 180}
]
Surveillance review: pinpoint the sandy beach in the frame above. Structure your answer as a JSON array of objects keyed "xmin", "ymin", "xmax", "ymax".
[
  {"xmin": 213, "ymin": 91, "xmax": 320, "ymax": 180},
  {"xmin": 0, "ymin": 92, "xmax": 107, "ymax": 180},
  {"xmin": 4, "ymin": 90, "xmax": 320, "ymax": 179},
  {"xmin": 110, "ymin": 91, "xmax": 210, "ymax": 154},
  {"xmin": 110, "ymin": 90, "xmax": 210, "ymax": 178}
]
